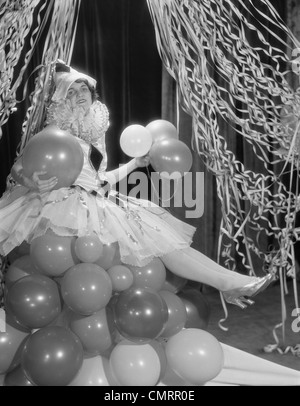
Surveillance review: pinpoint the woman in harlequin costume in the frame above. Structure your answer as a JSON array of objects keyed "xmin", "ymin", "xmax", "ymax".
[{"xmin": 0, "ymin": 61, "xmax": 274, "ymax": 309}]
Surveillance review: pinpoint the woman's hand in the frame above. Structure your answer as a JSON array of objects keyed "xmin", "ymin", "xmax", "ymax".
[
  {"xmin": 135, "ymin": 155, "xmax": 150, "ymax": 168},
  {"xmin": 29, "ymin": 171, "xmax": 58, "ymax": 193},
  {"xmin": 11, "ymin": 159, "xmax": 58, "ymax": 193}
]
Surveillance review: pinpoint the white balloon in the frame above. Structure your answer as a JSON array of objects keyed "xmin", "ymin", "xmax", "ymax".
[
  {"xmin": 120, "ymin": 124, "xmax": 152, "ymax": 157},
  {"xmin": 146, "ymin": 119, "xmax": 179, "ymax": 144}
]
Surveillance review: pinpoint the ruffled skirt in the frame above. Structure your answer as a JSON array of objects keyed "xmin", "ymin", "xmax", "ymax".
[{"xmin": 0, "ymin": 186, "xmax": 195, "ymax": 267}]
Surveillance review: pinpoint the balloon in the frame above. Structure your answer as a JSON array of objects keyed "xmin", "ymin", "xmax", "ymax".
[
  {"xmin": 68, "ymin": 355, "xmax": 110, "ymax": 386},
  {"xmin": 4, "ymin": 365, "xmax": 35, "ymax": 386},
  {"xmin": 30, "ymin": 232, "xmax": 78, "ymax": 277},
  {"xmin": 159, "ymin": 290, "xmax": 187, "ymax": 338},
  {"xmin": 49, "ymin": 304, "xmax": 73, "ymax": 328},
  {"xmin": 22, "ymin": 124, "xmax": 84, "ymax": 189},
  {"xmin": 146, "ymin": 119, "xmax": 179, "ymax": 144},
  {"xmin": 112, "ymin": 287, "xmax": 168, "ymax": 342},
  {"xmin": 22, "ymin": 326, "xmax": 84, "ymax": 386},
  {"xmin": 0, "ymin": 316, "xmax": 30, "ymax": 374},
  {"xmin": 165, "ymin": 329, "xmax": 224, "ymax": 385},
  {"xmin": 149, "ymin": 340, "xmax": 168, "ymax": 381},
  {"xmin": 107, "ymin": 265, "xmax": 134, "ymax": 292},
  {"xmin": 104, "ymin": 304, "xmax": 126, "ymax": 346},
  {"xmin": 5, "ymin": 255, "xmax": 38, "ymax": 288},
  {"xmin": 69, "ymin": 308, "xmax": 113, "ymax": 355},
  {"xmin": 178, "ymin": 288, "xmax": 211, "ymax": 330},
  {"xmin": 109, "ymin": 340, "xmax": 161, "ymax": 386},
  {"xmin": 149, "ymin": 138, "xmax": 193, "ymax": 179},
  {"xmin": 162, "ymin": 269, "xmax": 187, "ymax": 293},
  {"xmin": 61, "ymin": 263, "xmax": 112, "ymax": 315},
  {"xmin": 120, "ymin": 124, "xmax": 152, "ymax": 157},
  {"xmin": 159, "ymin": 363, "xmax": 193, "ymax": 386},
  {"xmin": 5, "ymin": 274, "xmax": 62, "ymax": 329},
  {"xmin": 74, "ymin": 234, "xmax": 103, "ymax": 263},
  {"xmin": 129, "ymin": 257, "xmax": 167, "ymax": 291},
  {"xmin": 95, "ymin": 242, "xmax": 119, "ymax": 270}
]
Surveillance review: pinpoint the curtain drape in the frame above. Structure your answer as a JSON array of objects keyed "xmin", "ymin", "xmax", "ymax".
[{"xmin": 70, "ymin": 0, "xmax": 162, "ymax": 171}]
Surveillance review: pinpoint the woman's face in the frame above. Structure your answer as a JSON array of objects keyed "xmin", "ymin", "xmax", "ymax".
[{"xmin": 66, "ymin": 80, "xmax": 93, "ymax": 112}]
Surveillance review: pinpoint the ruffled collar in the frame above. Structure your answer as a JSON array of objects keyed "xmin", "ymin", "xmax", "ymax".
[{"xmin": 45, "ymin": 99, "xmax": 110, "ymax": 144}]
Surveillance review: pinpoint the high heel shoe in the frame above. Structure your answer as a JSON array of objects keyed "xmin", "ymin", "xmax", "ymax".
[{"xmin": 222, "ymin": 273, "xmax": 276, "ymax": 309}]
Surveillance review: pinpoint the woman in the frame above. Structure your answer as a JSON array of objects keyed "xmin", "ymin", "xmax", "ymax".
[{"xmin": 0, "ymin": 61, "xmax": 274, "ymax": 309}]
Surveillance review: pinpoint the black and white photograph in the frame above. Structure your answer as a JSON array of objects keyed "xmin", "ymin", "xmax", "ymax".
[{"xmin": 0, "ymin": 0, "xmax": 300, "ymax": 388}]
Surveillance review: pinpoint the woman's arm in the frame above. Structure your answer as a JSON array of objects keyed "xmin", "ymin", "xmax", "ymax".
[
  {"xmin": 105, "ymin": 156, "xmax": 150, "ymax": 186},
  {"xmin": 11, "ymin": 158, "xmax": 58, "ymax": 192}
]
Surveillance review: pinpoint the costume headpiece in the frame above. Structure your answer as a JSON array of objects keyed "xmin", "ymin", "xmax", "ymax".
[{"xmin": 52, "ymin": 60, "xmax": 97, "ymax": 102}]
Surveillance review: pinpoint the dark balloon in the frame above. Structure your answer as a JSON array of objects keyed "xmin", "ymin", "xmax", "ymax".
[
  {"xmin": 113, "ymin": 287, "xmax": 168, "ymax": 343},
  {"xmin": 22, "ymin": 326, "xmax": 84, "ymax": 386},
  {"xmin": 4, "ymin": 365, "xmax": 35, "ymax": 386},
  {"xmin": 159, "ymin": 290, "xmax": 187, "ymax": 338},
  {"xmin": 178, "ymin": 288, "xmax": 211, "ymax": 330},
  {"xmin": 5, "ymin": 274, "xmax": 62, "ymax": 329}
]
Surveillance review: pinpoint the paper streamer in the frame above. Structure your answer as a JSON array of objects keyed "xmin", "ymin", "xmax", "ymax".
[{"xmin": 147, "ymin": 0, "xmax": 300, "ymax": 347}]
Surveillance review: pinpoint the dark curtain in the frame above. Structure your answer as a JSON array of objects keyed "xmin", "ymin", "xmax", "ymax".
[{"xmin": 71, "ymin": 0, "xmax": 162, "ymax": 171}]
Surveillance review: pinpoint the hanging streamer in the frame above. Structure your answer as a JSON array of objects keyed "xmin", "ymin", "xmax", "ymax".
[
  {"xmin": 147, "ymin": 0, "xmax": 300, "ymax": 349},
  {"xmin": 18, "ymin": 0, "xmax": 82, "ymax": 155},
  {"xmin": 0, "ymin": 0, "xmax": 45, "ymax": 129}
]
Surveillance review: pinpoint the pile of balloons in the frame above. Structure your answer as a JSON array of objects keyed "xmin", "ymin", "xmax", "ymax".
[
  {"xmin": 0, "ymin": 232, "xmax": 224, "ymax": 386},
  {"xmin": 120, "ymin": 119, "xmax": 193, "ymax": 179}
]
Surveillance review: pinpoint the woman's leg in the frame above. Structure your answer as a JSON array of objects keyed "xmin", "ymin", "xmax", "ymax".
[{"xmin": 161, "ymin": 247, "xmax": 272, "ymax": 293}]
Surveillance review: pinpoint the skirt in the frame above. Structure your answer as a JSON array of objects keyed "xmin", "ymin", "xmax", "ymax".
[{"xmin": 0, "ymin": 185, "xmax": 195, "ymax": 267}]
